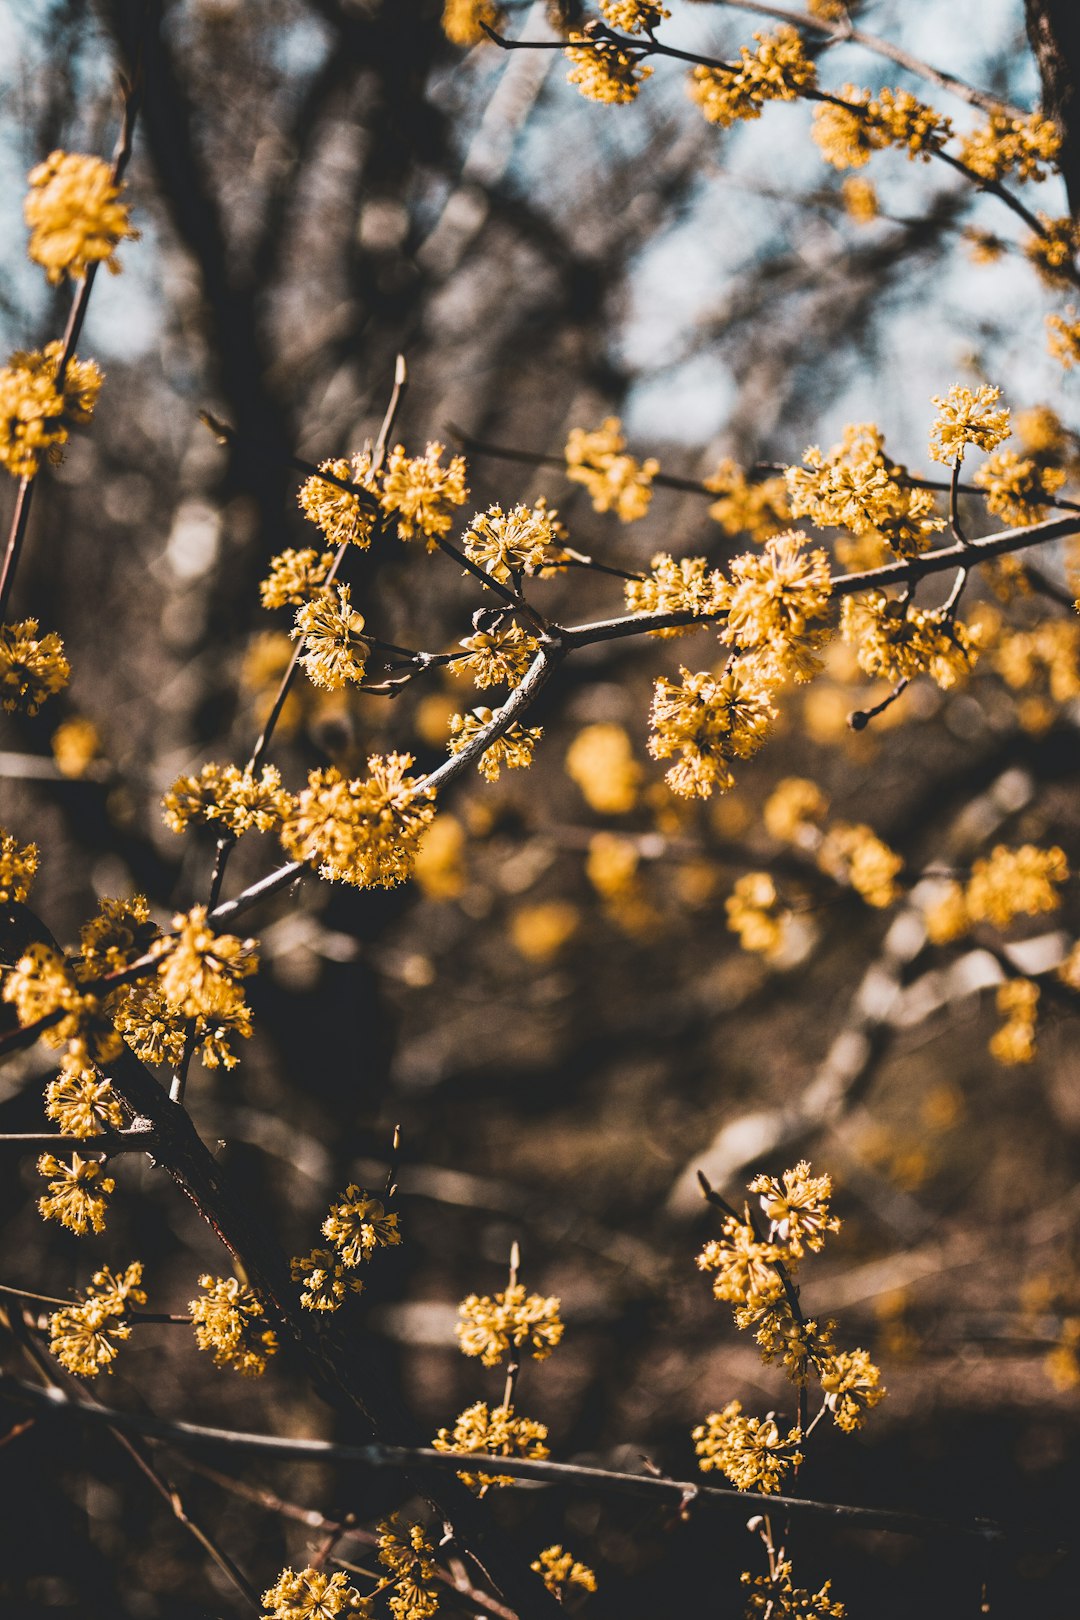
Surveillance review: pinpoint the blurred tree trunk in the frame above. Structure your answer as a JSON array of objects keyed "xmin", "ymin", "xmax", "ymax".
[{"xmin": 1026, "ymin": 0, "xmax": 1080, "ymax": 212}]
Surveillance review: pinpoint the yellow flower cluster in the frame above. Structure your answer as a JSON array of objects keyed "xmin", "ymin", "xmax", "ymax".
[
  {"xmin": 25, "ymin": 150, "xmax": 138, "ymax": 283},
  {"xmin": 52, "ymin": 716, "xmax": 100, "ymax": 778},
  {"xmin": 994, "ymin": 619, "xmax": 1080, "ymax": 705},
  {"xmin": 261, "ymin": 1567, "xmax": 368, "ymax": 1620},
  {"xmin": 292, "ymin": 583, "xmax": 368, "ymax": 690},
  {"xmin": 298, "ymin": 457, "xmax": 377, "ymax": 548},
  {"xmin": 457, "ymin": 624, "xmax": 539, "ymax": 688},
  {"xmin": 433, "ymin": 1399, "xmax": 549, "ymax": 1490},
  {"xmin": 704, "ymin": 458, "xmax": 791, "ymax": 541},
  {"xmin": 1047, "ymin": 311, "xmax": 1080, "ymax": 369},
  {"xmin": 259, "ymin": 547, "xmax": 334, "ymax": 609},
  {"xmin": 0, "ymin": 617, "xmax": 71, "ymax": 712},
  {"xmin": 763, "ymin": 776, "xmax": 828, "ymax": 845},
  {"xmin": 381, "ymin": 441, "xmax": 469, "ymax": 543},
  {"xmin": 441, "ymin": 0, "xmax": 501, "ymax": 47},
  {"xmin": 990, "ymin": 978, "xmax": 1039, "ymax": 1065},
  {"xmin": 928, "ymin": 383, "xmax": 1011, "ymax": 466},
  {"xmin": 624, "ymin": 551, "xmax": 727, "ymax": 636},
  {"xmin": 190, "ymin": 1274, "xmax": 278, "ymax": 1377},
  {"xmin": 44, "ymin": 1057, "xmax": 123, "ymax": 1138},
  {"xmin": 48, "ymin": 1262, "xmax": 146, "ymax": 1377},
  {"xmin": 565, "ymin": 33, "xmax": 653, "ymax": 106},
  {"xmin": 153, "ymin": 904, "xmax": 257, "ymax": 1023},
  {"xmin": 0, "ymin": 828, "xmax": 39, "ymax": 903},
  {"xmin": 751, "ymin": 1161, "xmax": 841, "ymax": 1257},
  {"xmin": 649, "ymin": 660, "xmax": 775, "ymax": 799},
  {"xmin": 0, "ymin": 342, "xmax": 102, "ymax": 478},
  {"xmin": 564, "ymin": 416, "xmax": 658, "ymax": 520},
  {"xmin": 725, "ymin": 872, "xmax": 789, "ymax": 958},
  {"xmin": 973, "ymin": 448, "xmax": 1066, "ymax": 524},
  {"xmin": 688, "ymin": 27, "xmax": 816, "ymax": 128},
  {"xmin": 820, "ymin": 1345, "xmax": 887, "ymax": 1431},
  {"xmin": 376, "ymin": 1516, "xmax": 440, "ymax": 1620},
  {"xmin": 967, "ymin": 843, "xmax": 1067, "ymax": 929},
  {"xmin": 163, "ymin": 762, "xmax": 288, "ymax": 837},
  {"xmin": 841, "ymin": 592, "xmax": 980, "ymax": 691},
  {"xmin": 281, "ymin": 754, "xmax": 435, "ymax": 889},
  {"xmin": 693, "ymin": 1399, "xmax": 805, "ymax": 1492},
  {"xmin": 601, "ymin": 0, "xmax": 668, "ymax": 30},
  {"xmin": 565, "ymin": 722, "xmax": 641, "ymax": 812},
  {"xmin": 37, "ymin": 1151, "xmax": 115, "ymax": 1235},
  {"xmin": 4, "ymin": 942, "xmax": 120, "ymax": 1066},
  {"xmin": 292, "ymin": 1184, "xmax": 400, "ymax": 1311},
  {"xmin": 722, "ymin": 530, "xmax": 833, "ymax": 683},
  {"xmin": 813, "ymin": 85, "xmax": 951, "ymax": 168},
  {"xmin": 786, "ymin": 422, "xmax": 944, "ymax": 556},
  {"xmin": 413, "ymin": 815, "xmax": 466, "ymax": 901},
  {"xmin": 456, "ymin": 1281, "xmax": 564, "ymax": 1366},
  {"xmin": 959, "ymin": 111, "xmax": 1061, "ymax": 183},
  {"xmin": 842, "ymin": 175, "xmax": 879, "ymax": 222},
  {"xmin": 531, "ymin": 1545, "xmax": 597, "ymax": 1597},
  {"xmin": 461, "ymin": 503, "xmax": 554, "ymax": 582},
  {"xmin": 1025, "ymin": 214, "xmax": 1080, "ymax": 288},
  {"xmin": 448, "ymin": 707, "xmax": 543, "ymax": 780},
  {"xmin": 741, "ymin": 1560, "xmax": 846, "ymax": 1619},
  {"xmin": 698, "ymin": 1215, "xmax": 785, "ymax": 1311},
  {"xmin": 818, "ymin": 820, "xmax": 903, "ymax": 907}
]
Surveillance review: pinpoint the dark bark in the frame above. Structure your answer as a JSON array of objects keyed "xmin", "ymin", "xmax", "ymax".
[{"xmin": 1026, "ymin": 0, "xmax": 1080, "ymax": 214}]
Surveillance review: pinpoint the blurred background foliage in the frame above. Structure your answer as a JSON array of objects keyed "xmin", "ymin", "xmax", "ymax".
[{"xmin": 1, "ymin": 1, "xmax": 1079, "ymax": 1615}]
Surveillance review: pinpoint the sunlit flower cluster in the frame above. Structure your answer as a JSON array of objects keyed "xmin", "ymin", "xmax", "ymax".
[
  {"xmin": 0, "ymin": 342, "xmax": 102, "ymax": 478},
  {"xmin": 565, "ymin": 32, "xmax": 653, "ymax": 106},
  {"xmin": 48, "ymin": 1262, "xmax": 146, "ymax": 1377},
  {"xmin": 25, "ymin": 150, "xmax": 137, "ymax": 283},
  {"xmin": 704, "ymin": 458, "xmax": 791, "ymax": 541},
  {"xmin": 959, "ymin": 111, "xmax": 1061, "ymax": 183},
  {"xmin": 841, "ymin": 592, "xmax": 980, "ymax": 690},
  {"xmin": 456, "ymin": 1281, "xmax": 564, "ymax": 1366},
  {"xmin": 281, "ymin": 754, "xmax": 435, "ymax": 888},
  {"xmin": 190, "ymin": 1274, "xmax": 278, "ymax": 1377},
  {"xmin": 433, "ymin": 1400, "xmax": 549, "ymax": 1490},
  {"xmin": 0, "ymin": 828, "xmax": 39, "ymax": 903},
  {"xmin": 624, "ymin": 551, "xmax": 727, "ymax": 636},
  {"xmin": 750, "ymin": 1161, "xmax": 840, "ymax": 1257},
  {"xmin": 298, "ymin": 457, "xmax": 377, "ymax": 548},
  {"xmin": 688, "ymin": 27, "xmax": 816, "ymax": 128},
  {"xmin": 376, "ymin": 1516, "xmax": 441, "ymax": 1620},
  {"xmin": 565, "ymin": 416, "xmax": 658, "ymax": 520},
  {"xmin": 448, "ymin": 707, "xmax": 543, "ymax": 780},
  {"xmin": 990, "ymin": 977, "xmax": 1040, "ymax": 1065},
  {"xmin": 259, "ymin": 546, "xmax": 335, "ymax": 609},
  {"xmin": 693, "ymin": 1399, "xmax": 804, "ymax": 1492},
  {"xmin": 1025, "ymin": 214, "xmax": 1080, "ymax": 288},
  {"xmin": 818, "ymin": 820, "xmax": 903, "ymax": 907},
  {"xmin": 163, "ymin": 762, "xmax": 288, "ymax": 837},
  {"xmin": 786, "ymin": 422, "xmax": 944, "ymax": 556},
  {"xmin": 928, "ymin": 383, "xmax": 1011, "ymax": 465},
  {"xmin": 531, "ymin": 1545, "xmax": 598, "ymax": 1597},
  {"xmin": 37, "ymin": 1151, "xmax": 115, "ymax": 1235},
  {"xmin": 763, "ymin": 777, "xmax": 828, "ymax": 845},
  {"xmin": 44, "ymin": 1057, "xmax": 124, "ymax": 1138},
  {"xmin": 741, "ymin": 1560, "xmax": 846, "ymax": 1619},
  {"xmin": 0, "ymin": 617, "xmax": 71, "ymax": 712},
  {"xmin": 649, "ymin": 661, "xmax": 775, "ymax": 799},
  {"xmin": 462, "ymin": 502, "xmax": 554, "ymax": 582},
  {"xmin": 441, "ymin": 0, "xmax": 501, "ymax": 47},
  {"xmin": 972, "ymin": 447, "xmax": 1066, "ymax": 524},
  {"xmin": 725, "ymin": 872, "xmax": 789, "ymax": 958},
  {"xmin": 457, "ymin": 624, "xmax": 539, "ymax": 688},
  {"xmin": 813, "ymin": 84, "xmax": 952, "ymax": 168},
  {"xmin": 381, "ymin": 441, "xmax": 469, "ymax": 544},
  {"xmin": 722, "ymin": 531, "xmax": 833, "ymax": 682}
]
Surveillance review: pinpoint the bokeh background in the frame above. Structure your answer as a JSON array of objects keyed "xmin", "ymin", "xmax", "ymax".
[{"xmin": 1, "ymin": 1, "xmax": 1079, "ymax": 1615}]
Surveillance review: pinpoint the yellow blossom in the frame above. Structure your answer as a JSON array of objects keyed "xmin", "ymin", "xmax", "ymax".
[
  {"xmin": 928, "ymin": 383, "xmax": 1011, "ymax": 465},
  {"xmin": 818, "ymin": 820, "xmax": 902, "ymax": 907},
  {"xmin": 923, "ymin": 879, "xmax": 970, "ymax": 944},
  {"xmin": 586, "ymin": 832, "xmax": 641, "ymax": 899},
  {"xmin": 741, "ymin": 1559, "xmax": 846, "ymax": 1619},
  {"xmin": 994, "ymin": 620, "xmax": 1080, "ymax": 704},
  {"xmin": 0, "ymin": 828, "xmax": 39, "ymax": 902},
  {"xmin": 688, "ymin": 27, "xmax": 816, "ymax": 128},
  {"xmin": 462, "ymin": 503, "xmax": 553, "ymax": 582},
  {"xmin": 44, "ymin": 1058, "xmax": 123, "ymax": 1138},
  {"xmin": 564, "ymin": 416, "xmax": 658, "ymax": 520},
  {"xmin": 1047, "ymin": 311, "xmax": 1080, "ymax": 368},
  {"xmin": 291, "ymin": 1246, "xmax": 365, "ymax": 1312},
  {"xmin": 152, "ymin": 906, "xmax": 257, "ymax": 1025},
  {"xmin": 261, "ymin": 1567, "xmax": 369, "ymax": 1620},
  {"xmin": 531, "ymin": 1545, "xmax": 598, "ymax": 1597},
  {"xmin": 819, "ymin": 1346, "xmax": 886, "ymax": 1431},
  {"xmin": 813, "ymin": 84, "xmax": 951, "ymax": 169},
  {"xmin": 990, "ymin": 977, "xmax": 1039, "ymax": 1064},
  {"xmin": 1025, "ymin": 214, "xmax": 1080, "ymax": 288},
  {"xmin": 190, "ymin": 1274, "xmax": 278, "ymax": 1377},
  {"xmin": 750, "ymin": 1161, "xmax": 839, "ymax": 1257},
  {"xmin": 292, "ymin": 583, "xmax": 367, "ymax": 690},
  {"xmin": 0, "ymin": 617, "xmax": 71, "ymax": 712},
  {"xmin": 376, "ymin": 1517, "xmax": 440, "ymax": 1620},
  {"xmin": 786, "ymin": 423, "xmax": 944, "ymax": 555},
  {"xmin": 764, "ymin": 777, "xmax": 828, "ymax": 844},
  {"xmin": 433, "ymin": 1400, "xmax": 549, "ymax": 1490},
  {"xmin": 77, "ymin": 895, "xmax": 157, "ymax": 979},
  {"xmin": 457, "ymin": 624, "xmax": 539, "ymax": 688},
  {"xmin": 624, "ymin": 551, "xmax": 728, "ymax": 636},
  {"xmin": 50, "ymin": 716, "xmax": 99, "ymax": 778},
  {"xmin": 322, "ymin": 1185, "xmax": 401, "ymax": 1266},
  {"xmin": 456, "ymin": 1281, "xmax": 564, "ymax": 1366},
  {"xmin": 281, "ymin": 754, "xmax": 435, "ymax": 889},
  {"xmin": 260, "ymin": 547, "xmax": 335, "ymax": 609},
  {"xmin": 693, "ymin": 1400, "xmax": 804, "ymax": 1493},
  {"xmin": 965, "ymin": 843, "xmax": 1068, "ymax": 927},
  {"xmin": 441, "ymin": 0, "xmax": 501, "ymax": 47},
  {"xmin": 973, "ymin": 448, "xmax": 1066, "ymax": 524},
  {"xmin": 725, "ymin": 872, "xmax": 789, "ymax": 958},
  {"xmin": 723, "ymin": 531, "xmax": 833, "ymax": 682},
  {"xmin": 4, "ymin": 942, "xmax": 120, "ymax": 1064},
  {"xmin": 698, "ymin": 1216, "xmax": 785, "ymax": 1311},
  {"xmin": 37, "ymin": 1152, "xmax": 115, "ymax": 1235},
  {"xmin": 48, "ymin": 1262, "xmax": 146, "ymax": 1377},
  {"xmin": 960, "ymin": 111, "xmax": 1061, "ymax": 183},
  {"xmin": 841, "ymin": 592, "xmax": 980, "ymax": 690},
  {"xmin": 648, "ymin": 660, "xmax": 776, "ymax": 799},
  {"xmin": 25, "ymin": 150, "xmax": 137, "ymax": 283},
  {"xmin": 600, "ymin": 0, "xmax": 668, "ymax": 30},
  {"xmin": 380, "ymin": 441, "xmax": 469, "ymax": 543},
  {"xmin": 565, "ymin": 32, "xmax": 653, "ymax": 106},
  {"xmin": 704, "ymin": 458, "xmax": 791, "ymax": 540},
  {"xmin": 841, "ymin": 176, "xmax": 879, "ymax": 222},
  {"xmin": 163, "ymin": 761, "xmax": 288, "ymax": 837},
  {"xmin": 0, "ymin": 342, "xmax": 102, "ymax": 478},
  {"xmin": 448, "ymin": 707, "xmax": 542, "ymax": 780},
  {"xmin": 297, "ymin": 456, "xmax": 377, "ymax": 548},
  {"xmin": 413, "ymin": 815, "xmax": 466, "ymax": 901},
  {"xmin": 510, "ymin": 900, "xmax": 579, "ymax": 961},
  {"xmin": 565, "ymin": 722, "xmax": 642, "ymax": 812}
]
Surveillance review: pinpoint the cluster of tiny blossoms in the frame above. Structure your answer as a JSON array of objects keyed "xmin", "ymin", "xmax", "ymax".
[
  {"xmin": 281, "ymin": 754, "xmax": 435, "ymax": 889},
  {"xmin": 925, "ymin": 843, "xmax": 1069, "ymax": 942},
  {"xmin": 190, "ymin": 1274, "xmax": 279, "ymax": 1377},
  {"xmin": 263, "ymin": 1519, "xmax": 441, "ymax": 1620},
  {"xmin": 0, "ymin": 618, "xmax": 71, "ymax": 713},
  {"xmin": 564, "ymin": 416, "xmax": 659, "ymax": 521},
  {"xmin": 694, "ymin": 1163, "xmax": 885, "ymax": 1493},
  {"xmin": 688, "ymin": 27, "xmax": 816, "ymax": 129},
  {"xmin": 48, "ymin": 1262, "xmax": 146, "ymax": 1377},
  {"xmin": 448, "ymin": 707, "xmax": 543, "ymax": 781},
  {"xmin": 24, "ymin": 150, "xmax": 137, "ymax": 283},
  {"xmin": 296, "ymin": 442, "xmax": 468, "ymax": 551},
  {"xmin": 786, "ymin": 421, "xmax": 944, "ymax": 558},
  {"xmin": 292, "ymin": 1183, "xmax": 400, "ymax": 1312}
]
